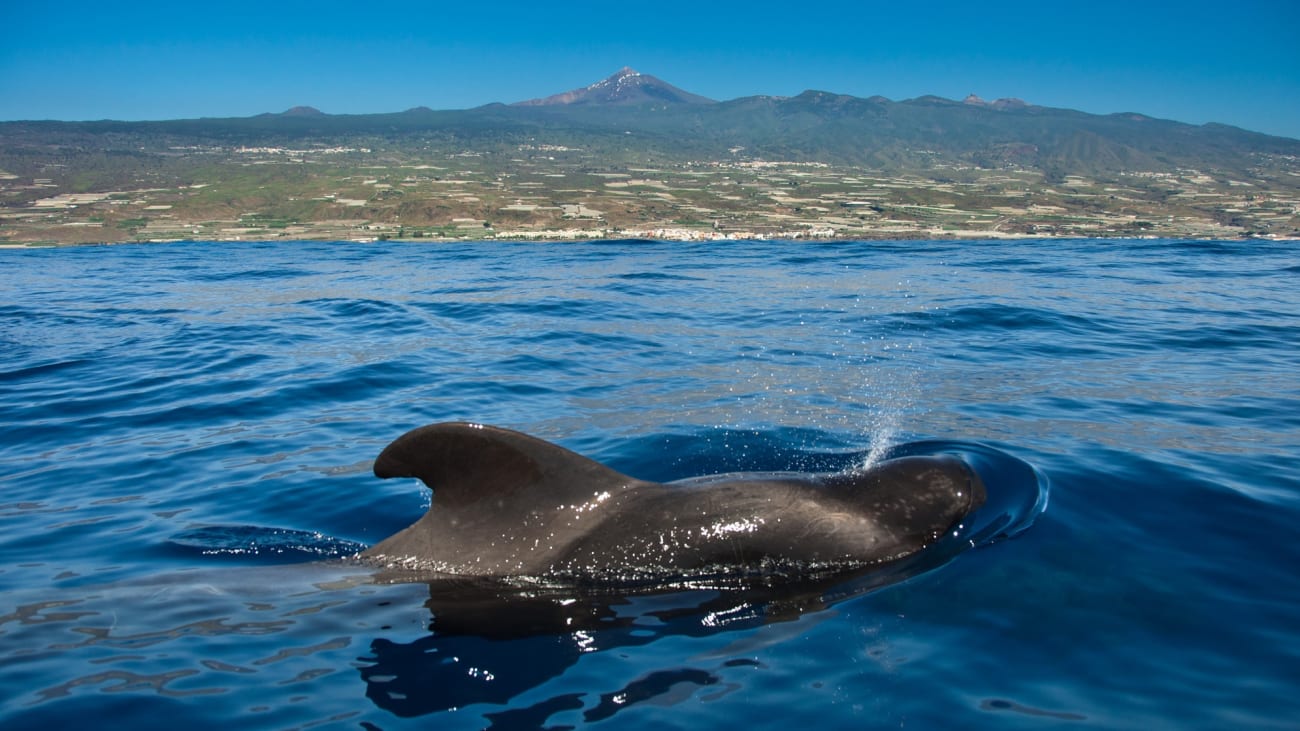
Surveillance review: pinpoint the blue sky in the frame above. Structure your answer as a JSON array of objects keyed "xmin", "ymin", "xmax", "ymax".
[{"xmin": 3, "ymin": 0, "xmax": 1298, "ymax": 139}]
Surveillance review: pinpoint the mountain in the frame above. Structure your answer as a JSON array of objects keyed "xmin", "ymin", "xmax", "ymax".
[
  {"xmin": 2, "ymin": 70, "xmax": 1297, "ymax": 186},
  {"xmin": 514, "ymin": 67, "xmax": 715, "ymax": 107},
  {"xmin": 3, "ymin": 70, "xmax": 1297, "ymax": 243},
  {"xmin": 280, "ymin": 105, "xmax": 325, "ymax": 117}
]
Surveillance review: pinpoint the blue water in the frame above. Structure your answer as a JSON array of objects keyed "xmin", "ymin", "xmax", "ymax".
[{"xmin": 1, "ymin": 238, "xmax": 1298, "ymax": 730}]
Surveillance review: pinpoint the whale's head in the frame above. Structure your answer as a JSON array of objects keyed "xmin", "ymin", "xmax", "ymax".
[{"xmin": 826, "ymin": 454, "xmax": 987, "ymax": 549}]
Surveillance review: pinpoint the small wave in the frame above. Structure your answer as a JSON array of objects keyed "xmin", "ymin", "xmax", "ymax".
[
  {"xmin": 192, "ymin": 266, "xmax": 319, "ymax": 282},
  {"xmin": 0, "ymin": 356, "xmax": 92, "ymax": 383},
  {"xmin": 613, "ymin": 271, "xmax": 704, "ymax": 282},
  {"xmin": 297, "ymin": 296, "xmax": 408, "ymax": 317},
  {"xmin": 167, "ymin": 525, "xmax": 366, "ymax": 561},
  {"xmin": 294, "ymin": 297, "xmax": 429, "ymax": 335},
  {"xmin": 919, "ymin": 303, "xmax": 1108, "ymax": 337}
]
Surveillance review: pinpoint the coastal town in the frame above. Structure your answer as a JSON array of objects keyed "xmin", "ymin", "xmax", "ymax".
[{"xmin": 2, "ymin": 141, "xmax": 1298, "ymax": 245}]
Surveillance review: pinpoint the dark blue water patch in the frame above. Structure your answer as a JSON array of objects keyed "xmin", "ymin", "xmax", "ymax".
[
  {"xmin": 288, "ymin": 298, "xmax": 434, "ymax": 339},
  {"xmin": 613, "ymin": 271, "xmax": 706, "ymax": 282},
  {"xmin": 717, "ymin": 306, "xmax": 832, "ymax": 330},
  {"xmin": 919, "ymin": 303, "xmax": 1113, "ymax": 336},
  {"xmin": 279, "ymin": 362, "xmax": 426, "ymax": 405},
  {"xmin": 515, "ymin": 328, "xmax": 667, "ymax": 352},
  {"xmin": 2, "ymin": 696, "xmax": 231, "ymax": 731},
  {"xmin": 0, "ymin": 357, "xmax": 93, "ymax": 384},
  {"xmin": 443, "ymin": 379, "xmax": 557, "ymax": 398},
  {"xmin": 1011, "ymin": 261, "xmax": 1096, "ymax": 277},
  {"xmin": 513, "ymin": 298, "xmax": 633, "ymax": 321},
  {"xmin": 2, "ymin": 307, "xmax": 104, "ymax": 331},
  {"xmin": 905, "ymin": 448, "xmax": 1300, "ymax": 724},
  {"xmin": 733, "ymin": 342, "xmax": 847, "ymax": 367},
  {"xmin": 482, "ymin": 693, "xmax": 587, "ymax": 730},
  {"xmin": 496, "ymin": 353, "xmax": 581, "ymax": 375},
  {"xmin": 93, "ymin": 305, "xmax": 190, "ymax": 319},
  {"xmin": 1123, "ymin": 239, "xmax": 1300, "ymax": 277},
  {"xmin": 1147, "ymin": 321, "xmax": 1300, "ymax": 351},
  {"xmin": 774, "ymin": 250, "xmax": 868, "ymax": 267},
  {"xmin": 166, "ymin": 525, "xmax": 366, "ymax": 562},
  {"xmin": 961, "ymin": 255, "xmax": 1045, "ymax": 271},
  {"xmin": 412, "ymin": 299, "xmax": 621, "ymax": 325},
  {"xmin": 606, "ymin": 428, "xmax": 865, "ymax": 481},
  {"xmin": 582, "ymin": 668, "xmax": 719, "ymax": 722},
  {"xmin": 1159, "ymin": 238, "xmax": 1263, "ymax": 256},
  {"xmin": 7, "ymin": 356, "xmax": 416, "ymax": 452},
  {"xmin": 358, "ymin": 630, "xmax": 586, "ymax": 717},
  {"xmin": 599, "ymin": 278, "xmax": 701, "ymax": 298},
  {"xmin": 1035, "ymin": 446, "xmax": 1300, "ymax": 598},
  {"xmin": 882, "ymin": 304, "xmax": 1124, "ymax": 358},
  {"xmin": 421, "ymin": 282, "xmax": 512, "ymax": 299},
  {"xmin": 190, "ymin": 265, "xmax": 321, "ymax": 282},
  {"xmin": 296, "ymin": 297, "xmax": 416, "ymax": 321},
  {"xmin": 412, "ymin": 299, "xmax": 506, "ymax": 324},
  {"xmin": 421, "ymin": 284, "xmax": 509, "ymax": 297},
  {"xmin": 10, "ymin": 348, "xmax": 276, "ymax": 427},
  {"xmin": 164, "ymin": 321, "xmax": 316, "ymax": 351},
  {"xmin": 847, "ymin": 238, "xmax": 972, "ymax": 256},
  {"xmin": 1031, "ymin": 393, "xmax": 1230, "ymax": 426}
]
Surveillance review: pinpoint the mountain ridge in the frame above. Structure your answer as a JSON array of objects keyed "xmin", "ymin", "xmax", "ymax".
[
  {"xmin": 4, "ymin": 67, "xmax": 1295, "ymax": 146},
  {"xmin": 4, "ymin": 79, "xmax": 1296, "ymax": 185}
]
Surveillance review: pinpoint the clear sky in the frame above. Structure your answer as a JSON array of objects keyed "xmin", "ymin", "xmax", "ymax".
[{"xmin": 3, "ymin": 0, "xmax": 1298, "ymax": 139}]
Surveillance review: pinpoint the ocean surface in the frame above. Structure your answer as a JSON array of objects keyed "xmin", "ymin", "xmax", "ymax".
[{"xmin": 1, "ymin": 238, "xmax": 1297, "ymax": 730}]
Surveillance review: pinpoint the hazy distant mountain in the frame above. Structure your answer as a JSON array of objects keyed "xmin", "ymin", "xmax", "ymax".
[
  {"xmin": 272, "ymin": 106, "xmax": 326, "ymax": 117},
  {"xmin": 513, "ymin": 67, "xmax": 716, "ymax": 107},
  {"xmin": 3, "ymin": 69, "xmax": 1298, "ymax": 186}
]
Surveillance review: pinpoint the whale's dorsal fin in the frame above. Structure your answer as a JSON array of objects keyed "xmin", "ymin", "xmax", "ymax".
[
  {"xmin": 374, "ymin": 422, "xmax": 645, "ymax": 506},
  {"xmin": 366, "ymin": 423, "xmax": 652, "ymax": 570}
]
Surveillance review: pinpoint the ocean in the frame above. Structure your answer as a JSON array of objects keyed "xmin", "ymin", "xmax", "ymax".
[{"xmin": 1, "ymin": 238, "xmax": 1297, "ymax": 730}]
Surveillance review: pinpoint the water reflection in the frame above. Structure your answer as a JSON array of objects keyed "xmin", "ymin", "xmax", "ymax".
[
  {"xmin": 359, "ymin": 542, "xmax": 980, "ymax": 717},
  {"xmin": 359, "ymin": 574, "xmax": 856, "ymax": 718}
]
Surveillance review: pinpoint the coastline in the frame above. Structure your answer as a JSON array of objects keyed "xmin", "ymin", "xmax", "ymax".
[{"xmin": 3, "ymin": 231, "xmax": 1295, "ymax": 249}]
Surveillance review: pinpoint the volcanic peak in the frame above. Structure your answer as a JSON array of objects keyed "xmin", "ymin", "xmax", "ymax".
[{"xmin": 514, "ymin": 68, "xmax": 714, "ymax": 107}]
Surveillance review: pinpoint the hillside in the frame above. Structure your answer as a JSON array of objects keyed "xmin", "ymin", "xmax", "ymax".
[{"xmin": 2, "ymin": 70, "xmax": 1298, "ymax": 243}]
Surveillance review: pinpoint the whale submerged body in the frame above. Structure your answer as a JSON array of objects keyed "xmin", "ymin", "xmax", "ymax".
[{"xmin": 363, "ymin": 422, "xmax": 986, "ymax": 584}]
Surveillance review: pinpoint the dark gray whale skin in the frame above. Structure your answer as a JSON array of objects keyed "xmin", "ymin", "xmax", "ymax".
[{"xmin": 363, "ymin": 422, "xmax": 985, "ymax": 582}]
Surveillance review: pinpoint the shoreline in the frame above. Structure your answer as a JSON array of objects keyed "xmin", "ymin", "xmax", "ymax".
[{"xmin": 4, "ymin": 232, "xmax": 1297, "ymax": 249}]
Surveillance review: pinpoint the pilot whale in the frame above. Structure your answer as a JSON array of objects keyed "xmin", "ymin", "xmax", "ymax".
[{"xmin": 363, "ymin": 422, "xmax": 985, "ymax": 584}]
